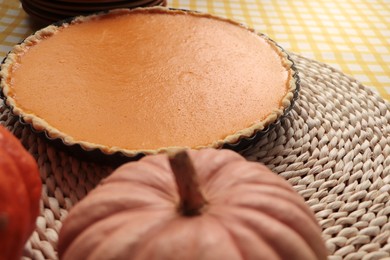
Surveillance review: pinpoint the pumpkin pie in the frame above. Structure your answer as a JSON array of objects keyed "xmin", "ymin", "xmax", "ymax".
[{"xmin": 0, "ymin": 7, "xmax": 299, "ymax": 158}]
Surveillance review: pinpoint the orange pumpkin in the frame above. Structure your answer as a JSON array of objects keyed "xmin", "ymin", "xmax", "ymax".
[
  {"xmin": 0, "ymin": 125, "xmax": 42, "ymax": 260},
  {"xmin": 59, "ymin": 149, "xmax": 327, "ymax": 260}
]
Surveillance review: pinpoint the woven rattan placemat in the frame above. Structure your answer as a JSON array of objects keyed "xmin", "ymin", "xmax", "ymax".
[{"xmin": 1, "ymin": 53, "xmax": 389, "ymax": 260}]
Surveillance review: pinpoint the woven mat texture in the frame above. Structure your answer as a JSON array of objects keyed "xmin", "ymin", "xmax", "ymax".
[{"xmin": 1, "ymin": 53, "xmax": 389, "ymax": 260}]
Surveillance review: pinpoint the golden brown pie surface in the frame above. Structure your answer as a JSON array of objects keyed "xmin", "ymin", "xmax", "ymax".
[{"xmin": 1, "ymin": 7, "xmax": 297, "ymax": 155}]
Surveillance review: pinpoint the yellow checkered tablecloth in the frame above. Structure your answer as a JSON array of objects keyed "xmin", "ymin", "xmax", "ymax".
[{"xmin": 0, "ymin": 0, "xmax": 389, "ymax": 101}]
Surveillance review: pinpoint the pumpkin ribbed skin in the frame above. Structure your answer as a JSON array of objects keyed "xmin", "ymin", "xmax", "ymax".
[
  {"xmin": 58, "ymin": 149, "xmax": 327, "ymax": 260},
  {"xmin": 0, "ymin": 126, "xmax": 42, "ymax": 260}
]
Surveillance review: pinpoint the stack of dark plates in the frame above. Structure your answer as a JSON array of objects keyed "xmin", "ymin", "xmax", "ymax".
[{"xmin": 21, "ymin": 0, "xmax": 167, "ymax": 25}]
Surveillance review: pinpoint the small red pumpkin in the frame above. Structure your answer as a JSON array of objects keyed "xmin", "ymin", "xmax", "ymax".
[
  {"xmin": 0, "ymin": 125, "xmax": 42, "ymax": 260},
  {"xmin": 59, "ymin": 149, "xmax": 327, "ymax": 260}
]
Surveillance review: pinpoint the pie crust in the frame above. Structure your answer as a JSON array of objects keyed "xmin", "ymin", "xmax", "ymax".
[{"xmin": 0, "ymin": 7, "xmax": 299, "ymax": 159}]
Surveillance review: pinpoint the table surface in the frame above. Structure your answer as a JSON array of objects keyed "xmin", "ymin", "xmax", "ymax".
[{"xmin": 0, "ymin": 0, "xmax": 389, "ymax": 101}]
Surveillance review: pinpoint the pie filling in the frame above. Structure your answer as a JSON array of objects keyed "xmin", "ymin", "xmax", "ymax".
[{"xmin": 2, "ymin": 8, "xmax": 294, "ymax": 152}]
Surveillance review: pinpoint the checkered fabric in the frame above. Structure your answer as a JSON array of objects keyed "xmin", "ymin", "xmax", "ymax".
[
  {"xmin": 0, "ymin": 0, "xmax": 30, "ymax": 55},
  {"xmin": 1, "ymin": 0, "xmax": 389, "ymax": 100}
]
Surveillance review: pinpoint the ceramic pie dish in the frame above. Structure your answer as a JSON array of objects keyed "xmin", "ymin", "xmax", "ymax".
[
  {"xmin": 0, "ymin": 7, "xmax": 299, "ymax": 163},
  {"xmin": 21, "ymin": 0, "xmax": 167, "ymax": 25}
]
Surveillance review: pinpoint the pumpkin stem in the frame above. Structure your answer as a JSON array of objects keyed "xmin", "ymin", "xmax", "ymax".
[{"xmin": 169, "ymin": 150, "xmax": 207, "ymax": 216}]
